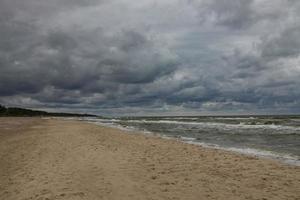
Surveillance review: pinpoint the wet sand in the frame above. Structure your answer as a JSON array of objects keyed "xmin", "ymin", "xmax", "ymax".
[{"xmin": 0, "ymin": 117, "xmax": 299, "ymax": 200}]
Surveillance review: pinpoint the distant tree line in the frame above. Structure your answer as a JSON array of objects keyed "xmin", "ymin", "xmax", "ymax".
[{"xmin": 0, "ymin": 104, "xmax": 97, "ymax": 117}]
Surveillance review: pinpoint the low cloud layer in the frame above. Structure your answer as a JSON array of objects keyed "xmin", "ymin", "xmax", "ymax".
[{"xmin": 1, "ymin": 0, "xmax": 300, "ymax": 116}]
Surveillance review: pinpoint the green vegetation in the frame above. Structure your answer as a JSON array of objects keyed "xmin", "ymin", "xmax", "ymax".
[{"xmin": 0, "ymin": 105, "xmax": 96, "ymax": 117}]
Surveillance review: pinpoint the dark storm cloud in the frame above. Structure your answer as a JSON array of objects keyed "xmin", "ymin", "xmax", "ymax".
[{"xmin": 1, "ymin": 0, "xmax": 300, "ymax": 115}]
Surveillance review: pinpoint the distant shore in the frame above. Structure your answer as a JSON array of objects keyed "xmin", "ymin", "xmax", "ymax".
[
  {"xmin": 0, "ymin": 117, "xmax": 299, "ymax": 200},
  {"xmin": 0, "ymin": 104, "xmax": 97, "ymax": 117}
]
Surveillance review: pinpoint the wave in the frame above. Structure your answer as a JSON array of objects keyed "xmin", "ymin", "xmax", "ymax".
[
  {"xmin": 161, "ymin": 117, "xmax": 199, "ymax": 120},
  {"xmin": 123, "ymin": 119, "xmax": 300, "ymax": 132},
  {"xmin": 213, "ymin": 117, "xmax": 257, "ymax": 120}
]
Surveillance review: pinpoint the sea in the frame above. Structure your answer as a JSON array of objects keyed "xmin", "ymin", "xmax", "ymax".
[{"xmin": 81, "ymin": 115, "xmax": 300, "ymax": 166}]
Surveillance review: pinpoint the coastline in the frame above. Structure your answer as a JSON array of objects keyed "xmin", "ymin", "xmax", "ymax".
[
  {"xmin": 84, "ymin": 118, "xmax": 300, "ymax": 166},
  {"xmin": 0, "ymin": 117, "xmax": 299, "ymax": 200}
]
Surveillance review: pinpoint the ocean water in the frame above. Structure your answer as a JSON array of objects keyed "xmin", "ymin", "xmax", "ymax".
[{"xmin": 82, "ymin": 116, "xmax": 300, "ymax": 166}]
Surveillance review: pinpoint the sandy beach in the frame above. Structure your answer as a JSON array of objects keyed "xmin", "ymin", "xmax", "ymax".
[{"xmin": 0, "ymin": 118, "xmax": 299, "ymax": 200}]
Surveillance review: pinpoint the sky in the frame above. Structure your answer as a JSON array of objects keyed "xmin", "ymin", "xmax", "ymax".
[{"xmin": 0, "ymin": 0, "xmax": 300, "ymax": 116}]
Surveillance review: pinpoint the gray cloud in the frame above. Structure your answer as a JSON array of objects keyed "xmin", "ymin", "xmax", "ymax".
[
  {"xmin": 261, "ymin": 25, "xmax": 300, "ymax": 59},
  {"xmin": 196, "ymin": 0, "xmax": 254, "ymax": 29},
  {"xmin": 0, "ymin": 0, "xmax": 300, "ymax": 115}
]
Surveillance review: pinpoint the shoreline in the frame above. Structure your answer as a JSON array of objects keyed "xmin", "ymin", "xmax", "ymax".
[
  {"xmin": 83, "ymin": 118, "xmax": 300, "ymax": 166},
  {"xmin": 0, "ymin": 117, "xmax": 299, "ymax": 200}
]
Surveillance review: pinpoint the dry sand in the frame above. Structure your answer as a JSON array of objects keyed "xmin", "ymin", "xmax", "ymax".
[{"xmin": 0, "ymin": 117, "xmax": 299, "ymax": 200}]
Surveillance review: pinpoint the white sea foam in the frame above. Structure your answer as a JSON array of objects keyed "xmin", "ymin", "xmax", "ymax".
[
  {"xmin": 179, "ymin": 136, "xmax": 197, "ymax": 141},
  {"xmin": 85, "ymin": 119, "xmax": 153, "ymax": 135},
  {"xmin": 213, "ymin": 117, "xmax": 257, "ymax": 120},
  {"xmin": 84, "ymin": 118, "xmax": 121, "ymax": 123},
  {"xmin": 184, "ymin": 141, "xmax": 300, "ymax": 166},
  {"xmin": 162, "ymin": 117, "xmax": 199, "ymax": 120},
  {"xmin": 88, "ymin": 121, "xmax": 136, "ymax": 132},
  {"xmin": 124, "ymin": 119, "xmax": 300, "ymax": 131}
]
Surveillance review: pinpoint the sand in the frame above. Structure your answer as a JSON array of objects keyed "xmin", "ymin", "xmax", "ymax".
[{"xmin": 0, "ymin": 117, "xmax": 299, "ymax": 200}]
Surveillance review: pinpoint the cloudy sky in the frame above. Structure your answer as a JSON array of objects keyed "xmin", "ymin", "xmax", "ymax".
[{"xmin": 0, "ymin": 0, "xmax": 300, "ymax": 116}]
